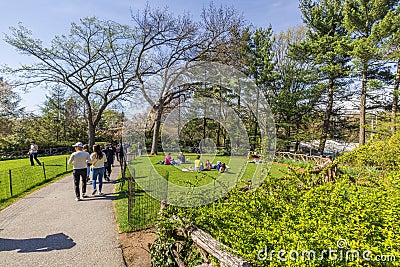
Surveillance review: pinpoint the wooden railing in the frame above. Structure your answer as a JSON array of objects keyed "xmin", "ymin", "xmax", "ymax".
[
  {"xmin": 173, "ymin": 223, "xmax": 251, "ymax": 267},
  {"xmin": 310, "ymin": 161, "xmax": 338, "ymax": 183},
  {"xmin": 275, "ymin": 152, "xmax": 329, "ymax": 165},
  {"xmin": 275, "ymin": 152, "xmax": 338, "ymax": 183},
  {"xmin": 161, "ymin": 209, "xmax": 252, "ymax": 267}
]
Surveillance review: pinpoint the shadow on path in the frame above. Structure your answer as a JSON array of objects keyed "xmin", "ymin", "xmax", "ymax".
[{"xmin": 0, "ymin": 232, "xmax": 75, "ymax": 253}]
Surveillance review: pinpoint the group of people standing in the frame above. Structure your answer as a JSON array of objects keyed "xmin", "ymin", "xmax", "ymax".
[{"xmin": 68, "ymin": 142, "xmax": 116, "ymax": 201}]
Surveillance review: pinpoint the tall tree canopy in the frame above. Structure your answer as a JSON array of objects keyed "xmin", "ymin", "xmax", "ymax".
[
  {"xmin": 267, "ymin": 26, "xmax": 323, "ymax": 150},
  {"xmin": 298, "ymin": 0, "xmax": 352, "ymax": 152},
  {"xmin": 371, "ymin": 5, "xmax": 400, "ymax": 134},
  {"xmin": 343, "ymin": 0, "xmax": 398, "ymax": 145},
  {"xmin": 0, "ymin": 80, "xmax": 24, "ymax": 149}
]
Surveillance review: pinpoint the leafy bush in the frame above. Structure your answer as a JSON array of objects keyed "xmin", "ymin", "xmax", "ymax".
[
  {"xmin": 165, "ymin": 171, "xmax": 400, "ymax": 266},
  {"xmin": 339, "ymin": 132, "xmax": 400, "ymax": 171}
]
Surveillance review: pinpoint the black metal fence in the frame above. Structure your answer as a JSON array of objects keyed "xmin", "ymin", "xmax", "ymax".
[
  {"xmin": 121, "ymin": 154, "xmax": 253, "ymax": 231},
  {"xmin": 122, "ymin": 153, "xmax": 167, "ymax": 231},
  {"xmin": 0, "ymin": 157, "xmax": 72, "ymax": 201},
  {"xmin": 127, "ymin": 167, "xmax": 167, "ymax": 231}
]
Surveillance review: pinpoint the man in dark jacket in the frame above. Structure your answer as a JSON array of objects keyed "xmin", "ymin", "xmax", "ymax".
[{"xmin": 102, "ymin": 143, "xmax": 114, "ymax": 181}]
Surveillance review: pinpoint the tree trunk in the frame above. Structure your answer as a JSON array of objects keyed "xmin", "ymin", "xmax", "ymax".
[
  {"xmin": 151, "ymin": 106, "xmax": 163, "ymax": 155},
  {"xmin": 391, "ymin": 60, "xmax": 400, "ymax": 135},
  {"xmin": 86, "ymin": 103, "xmax": 96, "ymax": 147},
  {"xmin": 63, "ymin": 119, "xmax": 66, "ymax": 141},
  {"xmin": 319, "ymin": 76, "xmax": 334, "ymax": 154},
  {"xmin": 56, "ymin": 122, "xmax": 60, "ymax": 142},
  {"xmin": 254, "ymin": 87, "xmax": 259, "ymax": 149},
  {"xmin": 223, "ymin": 131, "xmax": 226, "ymax": 147},
  {"xmin": 88, "ymin": 121, "xmax": 95, "ymax": 147},
  {"xmin": 203, "ymin": 117, "xmax": 207, "ymax": 140},
  {"xmin": 253, "ymin": 120, "xmax": 258, "ymax": 149},
  {"xmin": 217, "ymin": 123, "xmax": 221, "ymax": 147},
  {"xmin": 217, "ymin": 89, "xmax": 222, "ymax": 147},
  {"xmin": 359, "ymin": 65, "xmax": 367, "ymax": 146},
  {"xmin": 285, "ymin": 123, "xmax": 291, "ymax": 141}
]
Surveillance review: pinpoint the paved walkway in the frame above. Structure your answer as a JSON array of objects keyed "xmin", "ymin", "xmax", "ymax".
[{"xmin": 0, "ymin": 165, "xmax": 125, "ymax": 267}]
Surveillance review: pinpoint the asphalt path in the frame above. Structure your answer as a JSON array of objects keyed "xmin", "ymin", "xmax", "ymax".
[{"xmin": 0, "ymin": 165, "xmax": 125, "ymax": 267}]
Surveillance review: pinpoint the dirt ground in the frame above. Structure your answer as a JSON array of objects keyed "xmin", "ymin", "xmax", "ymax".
[{"xmin": 119, "ymin": 229, "xmax": 156, "ymax": 267}]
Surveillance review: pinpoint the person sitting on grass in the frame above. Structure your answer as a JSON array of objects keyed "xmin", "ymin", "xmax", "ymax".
[
  {"xmin": 165, "ymin": 153, "xmax": 172, "ymax": 165},
  {"xmin": 213, "ymin": 161, "xmax": 222, "ymax": 171},
  {"xmin": 177, "ymin": 152, "xmax": 186, "ymax": 164},
  {"xmin": 194, "ymin": 155, "xmax": 201, "ymax": 171},
  {"xmin": 252, "ymin": 157, "xmax": 262, "ymax": 164},
  {"xmin": 165, "ymin": 153, "xmax": 176, "ymax": 165},
  {"xmin": 203, "ymin": 160, "xmax": 212, "ymax": 171},
  {"xmin": 219, "ymin": 162, "xmax": 227, "ymax": 173}
]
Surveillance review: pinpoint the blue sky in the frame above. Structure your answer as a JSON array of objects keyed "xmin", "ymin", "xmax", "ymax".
[{"xmin": 0, "ymin": 0, "xmax": 303, "ymax": 112}]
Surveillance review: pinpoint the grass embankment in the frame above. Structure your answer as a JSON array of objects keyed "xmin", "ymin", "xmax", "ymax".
[
  {"xmin": 114, "ymin": 153, "xmax": 287, "ymax": 232},
  {"xmin": 165, "ymin": 137, "xmax": 400, "ymax": 267},
  {"xmin": 0, "ymin": 155, "xmax": 73, "ymax": 210}
]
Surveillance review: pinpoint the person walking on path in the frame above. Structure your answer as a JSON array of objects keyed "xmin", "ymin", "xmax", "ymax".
[
  {"xmin": 137, "ymin": 142, "xmax": 143, "ymax": 157},
  {"xmin": 29, "ymin": 140, "xmax": 41, "ymax": 166},
  {"xmin": 83, "ymin": 144, "xmax": 91, "ymax": 183},
  {"xmin": 68, "ymin": 142, "xmax": 90, "ymax": 201},
  {"xmin": 88, "ymin": 144, "xmax": 107, "ymax": 196},
  {"xmin": 102, "ymin": 144, "xmax": 114, "ymax": 181},
  {"xmin": 115, "ymin": 143, "xmax": 120, "ymax": 162},
  {"xmin": 0, "ymin": 162, "xmax": 125, "ymax": 266}
]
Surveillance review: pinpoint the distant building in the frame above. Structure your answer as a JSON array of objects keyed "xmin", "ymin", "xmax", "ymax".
[{"xmin": 298, "ymin": 140, "xmax": 358, "ymax": 157}]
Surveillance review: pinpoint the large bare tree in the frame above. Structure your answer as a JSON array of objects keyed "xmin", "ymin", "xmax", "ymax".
[
  {"xmin": 133, "ymin": 4, "xmax": 245, "ymax": 154},
  {"xmin": 4, "ymin": 17, "xmax": 138, "ymax": 146}
]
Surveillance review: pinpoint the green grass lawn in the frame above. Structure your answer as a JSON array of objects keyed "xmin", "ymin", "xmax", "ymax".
[
  {"xmin": 0, "ymin": 155, "xmax": 73, "ymax": 210},
  {"xmin": 132, "ymin": 153, "xmax": 280, "ymax": 186},
  {"xmin": 114, "ymin": 153, "xmax": 287, "ymax": 232},
  {"xmin": 0, "ymin": 155, "xmax": 70, "ymax": 170}
]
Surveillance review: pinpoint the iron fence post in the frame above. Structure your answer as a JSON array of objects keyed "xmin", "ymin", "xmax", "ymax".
[
  {"xmin": 9, "ymin": 170, "xmax": 12, "ymax": 197},
  {"xmin": 128, "ymin": 170, "xmax": 133, "ymax": 224},
  {"xmin": 42, "ymin": 162, "xmax": 47, "ymax": 181},
  {"xmin": 165, "ymin": 171, "xmax": 169, "ymax": 204}
]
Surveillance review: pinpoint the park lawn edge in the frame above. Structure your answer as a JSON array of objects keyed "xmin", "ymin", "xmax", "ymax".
[{"xmin": 113, "ymin": 158, "xmax": 287, "ymax": 233}]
